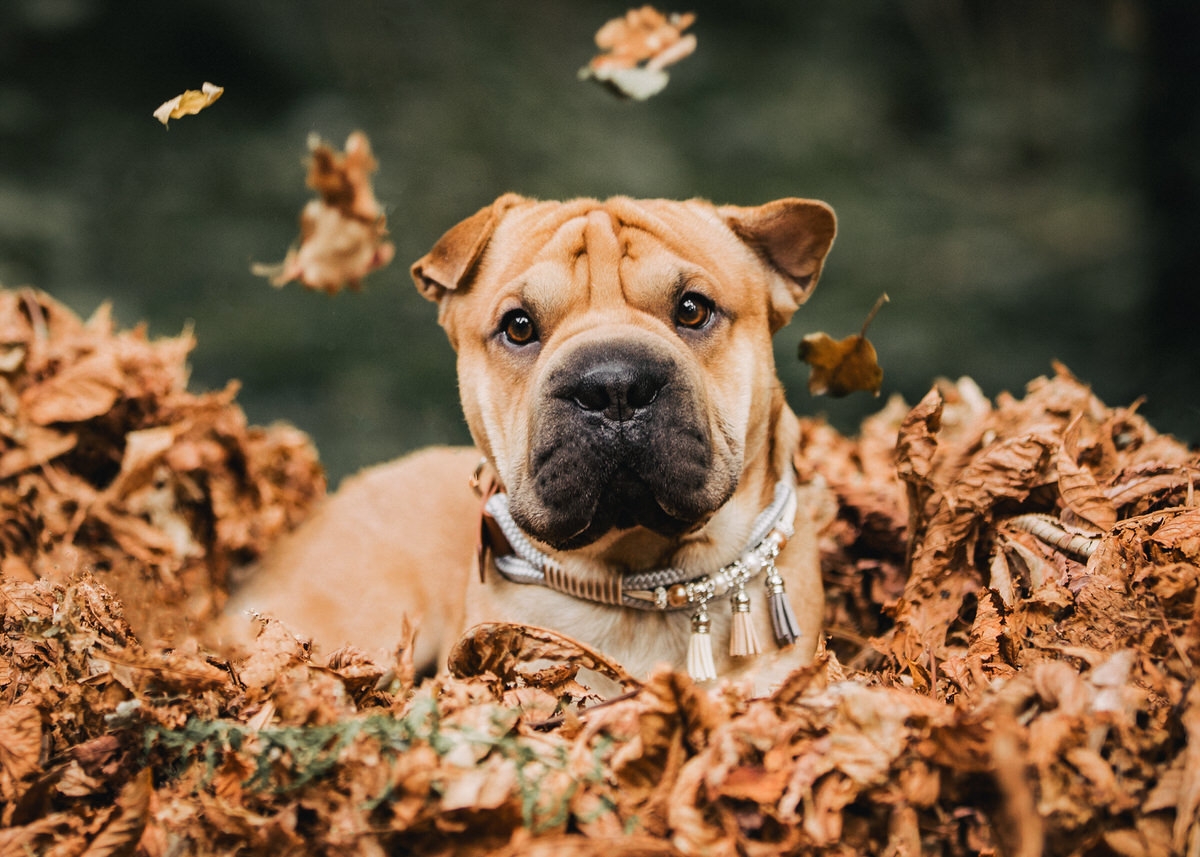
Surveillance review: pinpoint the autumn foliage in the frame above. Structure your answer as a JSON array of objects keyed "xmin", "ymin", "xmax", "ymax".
[{"xmin": 1, "ymin": 291, "xmax": 1198, "ymax": 855}]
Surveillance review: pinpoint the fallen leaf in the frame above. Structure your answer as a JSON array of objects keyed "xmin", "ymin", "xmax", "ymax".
[
  {"xmin": 253, "ymin": 132, "xmax": 395, "ymax": 294},
  {"xmin": 798, "ymin": 293, "xmax": 888, "ymax": 397},
  {"xmin": 19, "ymin": 349, "xmax": 124, "ymax": 425},
  {"xmin": 449, "ymin": 622, "xmax": 641, "ymax": 692},
  {"xmin": 1056, "ymin": 414, "xmax": 1118, "ymax": 533},
  {"xmin": 579, "ymin": 6, "xmax": 697, "ymax": 100},
  {"xmin": 152, "ymin": 82, "xmax": 223, "ymax": 126},
  {"xmin": 80, "ymin": 768, "xmax": 151, "ymax": 857},
  {"xmin": 0, "ymin": 701, "xmax": 43, "ymax": 801}
]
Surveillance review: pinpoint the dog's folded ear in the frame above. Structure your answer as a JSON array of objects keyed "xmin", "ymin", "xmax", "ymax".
[
  {"xmin": 411, "ymin": 193, "xmax": 529, "ymax": 302},
  {"xmin": 719, "ymin": 199, "xmax": 837, "ymax": 332}
]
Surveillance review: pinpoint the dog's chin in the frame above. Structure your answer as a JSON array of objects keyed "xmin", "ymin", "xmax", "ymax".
[{"xmin": 509, "ymin": 472, "xmax": 729, "ymax": 552}]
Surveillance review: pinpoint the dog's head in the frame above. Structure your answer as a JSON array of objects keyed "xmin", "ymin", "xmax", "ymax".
[{"xmin": 412, "ymin": 195, "xmax": 835, "ymax": 551}]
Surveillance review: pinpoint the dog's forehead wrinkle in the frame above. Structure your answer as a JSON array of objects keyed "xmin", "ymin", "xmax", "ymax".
[{"xmin": 579, "ymin": 208, "xmax": 625, "ymax": 307}]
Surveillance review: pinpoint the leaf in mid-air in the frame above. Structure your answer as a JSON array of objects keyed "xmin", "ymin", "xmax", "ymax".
[{"xmin": 799, "ymin": 293, "xmax": 888, "ymax": 397}]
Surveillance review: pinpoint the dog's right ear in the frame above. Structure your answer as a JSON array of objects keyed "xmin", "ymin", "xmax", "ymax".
[{"xmin": 411, "ymin": 193, "xmax": 528, "ymax": 303}]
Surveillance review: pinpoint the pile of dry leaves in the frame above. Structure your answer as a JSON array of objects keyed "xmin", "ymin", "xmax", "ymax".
[
  {"xmin": 1, "ymin": 287, "xmax": 1197, "ymax": 856},
  {"xmin": 0, "ymin": 288, "xmax": 324, "ymax": 646}
]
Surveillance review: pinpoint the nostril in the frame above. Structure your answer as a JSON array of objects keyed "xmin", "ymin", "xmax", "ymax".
[
  {"xmin": 626, "ymin": 376, "xmax": 661, "ymax": 410},
  {"xmin": 571, "ymin": 379, "xmax": 611, "ymax": 413}
]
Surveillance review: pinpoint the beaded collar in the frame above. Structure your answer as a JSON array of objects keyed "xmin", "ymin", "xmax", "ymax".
[{"xmin": 481, "ymin": 477, "xmax": 804, "ymax": 681}]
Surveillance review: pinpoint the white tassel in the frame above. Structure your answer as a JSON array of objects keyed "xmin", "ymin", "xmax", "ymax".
[
  {"xmin": 729, "ymin": 587, "xmax": 762, "ymax": 657},
  {"xmin": 687, "ymin": 605, "xmax": 718, "ymax": 681}
]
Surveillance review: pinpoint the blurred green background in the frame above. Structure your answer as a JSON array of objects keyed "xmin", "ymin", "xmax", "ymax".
[{"xmin": 1, "ymin": 1, "xmax": 1195, "ymax": 485}]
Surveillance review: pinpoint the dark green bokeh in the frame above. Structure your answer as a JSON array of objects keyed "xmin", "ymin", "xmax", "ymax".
[{"xmin": 1, "ymin": 1, "xmax": 1194, "ymax": 485}]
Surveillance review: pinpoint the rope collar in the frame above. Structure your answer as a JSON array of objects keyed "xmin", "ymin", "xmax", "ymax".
[
  {"xmin": 478, "ymin": 472, "xmax": 806, "ymax": 681},
  {"xmin": 484, "ymin": 477, "xmax": 796, "ymax": 611}
]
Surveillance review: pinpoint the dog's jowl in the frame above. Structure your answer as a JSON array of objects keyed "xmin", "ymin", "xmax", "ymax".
[{"xmin": 224, "ymin": 194, "xmax": 838, "ymax": 692}]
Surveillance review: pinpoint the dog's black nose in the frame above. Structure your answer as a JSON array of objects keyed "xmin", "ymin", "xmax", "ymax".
[{"xmin": 567, "ymin": 359, "xmax": 667, "ymax": 422}]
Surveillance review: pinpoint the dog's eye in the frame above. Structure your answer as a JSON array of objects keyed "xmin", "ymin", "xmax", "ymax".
[
  {"xmin": 675, "ymin": 293, "xmax": 714, "ymax": 330},
  {"xmin": 500, "ymin": 309, "xmax": 538, "ymax": 346}
]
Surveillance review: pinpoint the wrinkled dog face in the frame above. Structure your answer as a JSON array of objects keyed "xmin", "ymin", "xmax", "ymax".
[{"xmin": 412, "ymin": 195, "xmax": 835, "ymax": 550}]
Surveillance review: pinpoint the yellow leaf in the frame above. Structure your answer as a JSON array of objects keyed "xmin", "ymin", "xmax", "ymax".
[
  {"xmin": 798, "ymin": 293, "xmax": 888, "ymax": 397},
  {"xmin": 152, "ymin": 82, "xmax": 223, "ymax": 126}
]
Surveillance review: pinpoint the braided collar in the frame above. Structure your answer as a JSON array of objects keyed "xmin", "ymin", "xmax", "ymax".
[{"xmin": 482, "ymin": 476, "xmax": 797, "ymax": 612}]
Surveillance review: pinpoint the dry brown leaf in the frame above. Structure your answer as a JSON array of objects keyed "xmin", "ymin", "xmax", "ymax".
[
  {"xmin": 253, "ymin": 131, "xmax": 395, "ymax": 295},
  {"xmin": 449, "ymin": 622, "xmax": 641, "ymax": 691},
  {"xmin": 235, "ymin": 615, "xmax": 311, "ymax": 693},
  {"xmin": 152, "ymin": 82, "xmax": 223, "ymax": 126},
  {"xmin": 0, "ymin": 425, "xmax": 77, "ymax": 479},
  {"xmin": 0, "ymin": 701, "xmax": 42, "ymax": 802},
  {"xmin": 579, "ymin": 6, "xmax": 697, "ymax": 100},
  {"xmin": 1056, "ymin": 413, "xmax": 1118, "ymax": 533},
  {"xmin": 798, "ymin": 293, "xmax": 888, "ymax": 397},
  {"xmin": 19, "ymin": 349, "xmax": 124, "ymax": 425},
  {"xmin": 80, "ymin": 768, "xmax": 151, "ymax": 857},
  {"xmin": 1174, "ymin": 687, "xmax": 1200, "ymax": 853}
]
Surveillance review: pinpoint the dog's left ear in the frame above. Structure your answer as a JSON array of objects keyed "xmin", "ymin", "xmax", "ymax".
[
  {"xmin": 719, "ymin": 198, "xmax": 837, "ymax": 332},
  {"xmin": 411, "ymin": 193, "xmax": 529, "ymax": 303}
]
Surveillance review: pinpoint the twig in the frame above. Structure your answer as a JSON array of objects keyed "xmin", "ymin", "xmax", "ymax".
[
  {"xmin": 859, "ymin": 292, "xmax": 890, "ymax": 339},
  {"xmin": 529, "ymin": 688, "xmax": 642, "ymax": 731}
]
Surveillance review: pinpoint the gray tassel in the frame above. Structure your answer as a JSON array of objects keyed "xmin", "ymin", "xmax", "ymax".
[{"xmin": 764, "ymin": 565, "xmax": 800, "ymax": 648}]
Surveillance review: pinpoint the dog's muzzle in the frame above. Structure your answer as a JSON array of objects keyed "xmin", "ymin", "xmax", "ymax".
[{"xmin": 509, "ymin": 339, "xmax": 736, "ymax": 550}]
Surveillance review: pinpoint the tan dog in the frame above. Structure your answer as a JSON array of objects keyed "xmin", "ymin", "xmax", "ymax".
[{"xmin": 225, "ymin": 194, "xmax": 837, "ymax": 688}]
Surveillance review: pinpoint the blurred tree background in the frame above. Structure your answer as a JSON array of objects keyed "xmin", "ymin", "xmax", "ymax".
[{"xmin": 0, "ymin": 0, "xmax": 1195, "ymax": 485}]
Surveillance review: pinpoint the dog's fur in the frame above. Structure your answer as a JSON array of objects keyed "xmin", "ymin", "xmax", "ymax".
[{"xmin": 224, "ymin": 194, "xmax": 837, "ymax": 686}]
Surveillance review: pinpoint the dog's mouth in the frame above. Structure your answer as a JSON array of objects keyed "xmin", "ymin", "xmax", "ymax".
[
  {"xmin": 513, "ymin": 466, "xmax": 710, "ymax": 551},
  {"xmin": 509, "ymin": 416, "xmax": 736, "ymax": 551}
]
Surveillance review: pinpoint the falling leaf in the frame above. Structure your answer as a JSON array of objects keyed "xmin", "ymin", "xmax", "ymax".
[
  {"xmin": 152, "ymin": 82, "xmax": 223, "ymax": 126},
  {"xmin": 579, "ymin": 6, "xmax": 697, "ymax": 100},
  {"xmin": 253, "ymin": 132, "xmax": 396, "ymax": 295},
  {"xmin": 798, "ymin": 293, "xmax": 888, "ymax": 397}
]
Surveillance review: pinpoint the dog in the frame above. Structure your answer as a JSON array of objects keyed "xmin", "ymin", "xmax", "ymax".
[{"xmin": 224, "ymin": 193, "xmax": 837, "ymax": 689}]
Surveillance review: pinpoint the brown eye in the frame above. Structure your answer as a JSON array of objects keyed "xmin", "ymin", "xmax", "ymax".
[
  {"xmin": 501, "ymin": 309, "xmax": 538, "ymax": 346},
  {"xmin": 675, "ymin": 293, "xmax": 714, "ymax": 330}
]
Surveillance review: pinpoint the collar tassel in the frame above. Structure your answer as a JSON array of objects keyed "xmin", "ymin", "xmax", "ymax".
[
  {"xmin": 729, "ymin": 586, "xmax": 762, "ymax": 657},
  {"xmin": 765, "ymin": 565, "xmax": 801, "ymax": 648},
  {"xmin": 687, "ymin": 604, "xmax": 718, "ymax": 682}
]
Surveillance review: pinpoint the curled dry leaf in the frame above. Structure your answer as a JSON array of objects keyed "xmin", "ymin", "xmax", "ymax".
[
  {"xmin": 1056, "ymin": 413, "xmax": 1118, "ymax": 533},
  {"xmin": 798, "ymin": 293, "xmax": 888, "ymax": 397},
  {"xmin": 449, "ymin": 622, "xmax": 641, "ymax": 693},
  {"xmin": 152, "ymin": 82, "xmax": 223, "ymax": 126},
  {"xmin": 253, "ymin": 131, "xmax": 396, "ymax": 295},
  {"xmin": 579, "ymin": 6, "xmax": 697, "ymax": 100}
]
